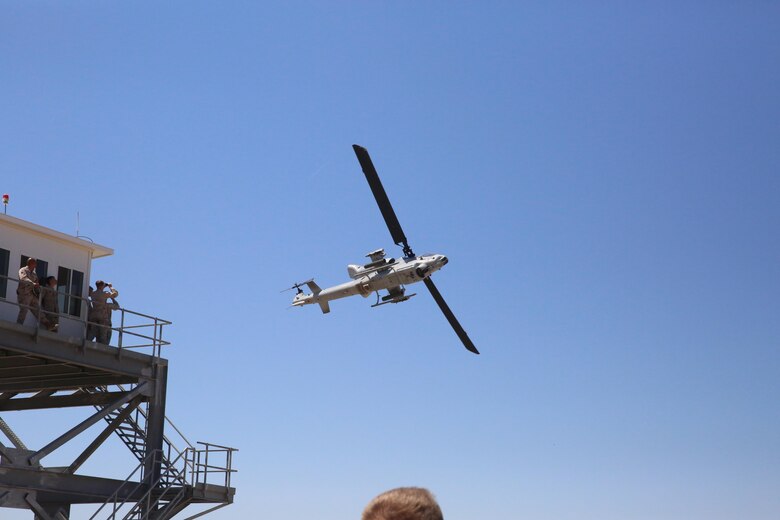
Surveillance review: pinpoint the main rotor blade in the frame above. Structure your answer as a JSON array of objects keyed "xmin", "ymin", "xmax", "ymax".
[
  {"xmin": 423, "ymin": 277, "xmax": 479, "ymax": 355},
  {"xmin": 352, "ymin": 144, "xmax": 413, "ymax": 256}
]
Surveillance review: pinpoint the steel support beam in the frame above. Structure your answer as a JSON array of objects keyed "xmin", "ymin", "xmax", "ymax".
[
  {"xmin": 26, "ymin": 494, "xmax": 71, "ymax": 520},
  {"xmin": 144, "ymin": 364, "xmax": 168, "ymax": 487},
  {"xmin": 66, "ymin": 396, "xmax": 143, "ymax": 475},
  {"xmin": 25, "ymin": 493, "xmax": 53, "ymax": 520},
  {"xmin": 0, "ymin": 321, "xmax": 167, "ymax": 378},
  {"xmin": 0, "ymin": 374, "xmax": 138, "ymax": 394},
  {"xmin": 0, "ymin": 417, "xmax": 26, "ymax": 450},
  {"xmin": 0, "ymin": 364, "xmax": 75, "ymax": 379},
  {"xmin": 0, "ymin": 465, "xmax": 150, "ymax": 504},
  {"xmin": 0, "ymin": 439, "xmax": 14, "ymax": 462},
  {"xmin": 182, "ymin": 502, "xmax": 229, "ymax": 520},
  {"xmin": 29, "ymin": 383, "xmax": 147, "ymax": 466},
  {"xmin": 0, "ymin": 353, "xmax": 47, "ymax": 369},
  {"xmin": 0, "ymin": 391, "xmax": 131, "ymax": 412}
]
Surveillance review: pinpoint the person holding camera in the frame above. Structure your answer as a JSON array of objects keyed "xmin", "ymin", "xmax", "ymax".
[{"xmin": 89, "ymin": 280, "xmax": 119, "ymax": 344}]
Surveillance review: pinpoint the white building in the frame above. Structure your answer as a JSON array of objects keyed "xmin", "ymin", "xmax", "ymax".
[{"xmin": 0, "ymin": 213, "xmax": 113, "ymax": 337}]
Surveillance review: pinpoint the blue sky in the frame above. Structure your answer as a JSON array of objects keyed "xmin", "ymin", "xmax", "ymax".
[{"xmin": 1, "ymin": 2, "xmax": 779, "ymax": 519}]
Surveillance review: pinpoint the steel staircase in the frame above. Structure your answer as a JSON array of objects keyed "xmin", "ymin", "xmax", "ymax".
[
  {"xmin": 88, "ymin": 449, "xmax": 191, "ymax": 520},
  {"xmin": 87, "ymin": 385, "xmax": 189, "ymax": 488},
  {"xmin": 83, "ymin": 386, "xmax": 236, "ymax": 520},
  {"xmin": 116, "ymin": 449, "xmax": 191, "ymax": 520}
]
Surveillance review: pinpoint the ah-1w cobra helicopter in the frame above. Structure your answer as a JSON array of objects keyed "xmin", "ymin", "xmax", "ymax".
[{"xmin": 287, "ymin": 145, "xmax": 479, "ymax": 355}]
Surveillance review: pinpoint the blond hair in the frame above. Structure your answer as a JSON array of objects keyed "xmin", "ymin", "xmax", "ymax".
[{"xmin": 362, "ymin": 487, "xmax": 443, "ymax": 520}]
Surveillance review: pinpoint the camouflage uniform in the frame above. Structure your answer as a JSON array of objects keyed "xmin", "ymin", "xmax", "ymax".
[
  {"xmin": 105, "ymin": 298, "xmax": 120, "ymax": 344},
  {"xmin": 90, "ymin": 286, "xmax": 119, "ymax": 344},
  {"xmin": 40, "ymin": 285, "xmax": 60, "ymax": 331},
  {"xmin": 16, "ymin": 266, "xmax": 40, "ymax": 325}
]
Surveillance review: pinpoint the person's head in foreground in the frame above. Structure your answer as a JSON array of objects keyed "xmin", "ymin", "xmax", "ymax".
[{"xmin": 362, "ymin": 487, "xmax": 443, "ymax": 520}]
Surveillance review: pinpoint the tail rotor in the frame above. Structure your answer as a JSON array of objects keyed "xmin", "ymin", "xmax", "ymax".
[{"xmin": 281, "ymin": 279, "xmax": 314, "ymax": 295}]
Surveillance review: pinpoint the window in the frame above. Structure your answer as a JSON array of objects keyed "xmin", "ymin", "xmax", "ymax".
[
  {"xmin": 0, "ymin": 248, "xmax": 8, "ymax": 298},
  {"xmin": 57, "ymin": 266, "xmax": 85, "ymax": 317},
  {"xmin": 20, "ymin": 255, "xmax": 48, "ymax": 280}
]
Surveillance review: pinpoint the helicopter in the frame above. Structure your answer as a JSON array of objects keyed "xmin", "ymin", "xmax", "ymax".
[{"xmin": 287, "ymin": 145, "xmax": 479, "ymax": 355}]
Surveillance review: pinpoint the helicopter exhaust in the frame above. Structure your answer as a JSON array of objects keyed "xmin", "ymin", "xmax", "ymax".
[{"xmin": 415, "ymin": 263, "xmax": 430, "ymax": 278}]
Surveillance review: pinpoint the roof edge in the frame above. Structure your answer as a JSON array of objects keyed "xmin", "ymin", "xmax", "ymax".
[{"xmin": 0, "ymin": 214, "xmax": 114, "ymax": 258}]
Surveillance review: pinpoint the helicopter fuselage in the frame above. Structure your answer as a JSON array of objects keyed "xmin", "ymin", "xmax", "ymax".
[
  {"xmin": 288, "ymin": 144, "xmax": 478, "ymax": 353},
  {"xmin": 292, "ymin": 252, "xmax": 448, "ymax": 313}
]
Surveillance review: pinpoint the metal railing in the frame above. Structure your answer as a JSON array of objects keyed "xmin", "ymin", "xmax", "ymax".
[
  {"xmin": 0, "ymin": 274, "xmax": 171, "ymax": 358},
  {"xmin": 113, "ymin": 383, "xmax": 196, "ymax": 456},
  {"xmin": 125, "ymin": 449, "xmax": 190, "ymax": 520},
  {"xmin": 88, "ymin": 449, "xmax": 159, "ymax": 520},
  {"xmin": 186, "ymin": 442, "xmax": 238, "ymax": 492},
  {"xmin": 90, "ymin": 442, "xmax": 237, "ymax": 520}
]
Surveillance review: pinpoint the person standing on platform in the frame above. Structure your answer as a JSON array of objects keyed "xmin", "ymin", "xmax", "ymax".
[
  {"xmin": 90, "ymin": 280, "xmax": 119, "ymax": 344},
  {"xmin": 41, "ymin": 276, "xmax": 60, "ymax": 332},
  {"xmin": 16, "ymin": 257, "xmax": 41, "ymax": 325},
  {"xmin": 106, "ymin": 296, "xmax": 120, "ymax": 344}
]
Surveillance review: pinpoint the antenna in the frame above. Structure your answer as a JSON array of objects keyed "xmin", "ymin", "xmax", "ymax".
[{"xmin": 75, "ymin": 211, "xmax": 95, "ymax": 242}]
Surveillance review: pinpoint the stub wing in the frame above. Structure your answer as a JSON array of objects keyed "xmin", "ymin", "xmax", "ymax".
[
  {"xmin": 386, "ymin": 285, "xmax": 405, "ymax": 299},
  {"xmin": 305, "ymin": 280, "xmax": 322, "ymax": 294},
  {"xmin": 371, "ymin": 285, "xmax": 416, "ymax": 307}
]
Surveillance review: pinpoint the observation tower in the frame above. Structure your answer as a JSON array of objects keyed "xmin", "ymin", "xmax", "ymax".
[{"xmin": 0, "ymin": 214, "xmax": 237, "ymax": 520}]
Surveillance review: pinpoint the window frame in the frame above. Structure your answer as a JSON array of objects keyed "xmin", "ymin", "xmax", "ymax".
[
  {"xmin": 0, "ymin": 248, "xmax": 9, "ymax": 299},
  {"xmin": 57, "ymin": 266, "xmax": 85, "ymax": 318}
]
